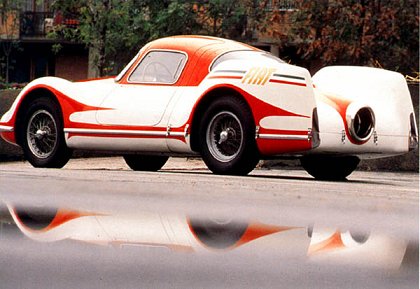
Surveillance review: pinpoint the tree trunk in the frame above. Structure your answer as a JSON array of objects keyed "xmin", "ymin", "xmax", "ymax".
[{"xmin": 88, "ymin": 47, "xmax": 100, "ymax": 78}]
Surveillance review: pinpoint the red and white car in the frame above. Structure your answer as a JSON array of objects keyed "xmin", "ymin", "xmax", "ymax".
[{"xmin": 0, "ymin": 36, "xmax": 417, "ymax": 179}]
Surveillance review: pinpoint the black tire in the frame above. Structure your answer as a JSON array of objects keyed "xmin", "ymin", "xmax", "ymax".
[
  {"xmin": 199, "ymin": 97, "xmax": 259, "ymax": 175},
  {"xmin": 123, "ymin": 155, "xmax": 169, "ymax": 171},
  {"xmin": 20, "ymin": 97, "xmax": 72, "ymax": 168},
  {"xmin": 300, "ymin": 155, "xmax": 360, "ymax": 181},
  {"xmin": 13, "ymin": 206, "xmax": 58, "ymax": 231},
  {"xmin": 189, "ymin": 218, "xmax": 248, "ymax": 249}
]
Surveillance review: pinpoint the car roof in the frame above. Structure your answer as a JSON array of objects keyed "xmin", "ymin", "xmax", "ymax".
[
  {"xmin": 145, "ymin": 35, "xmax": 257, "ymax": 54},
  {"xmin": 117, "ymin": 35, "xmax": 259, "ymax": 85}
]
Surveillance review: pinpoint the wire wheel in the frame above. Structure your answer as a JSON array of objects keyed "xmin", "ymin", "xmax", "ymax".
[
  {"xmin": 206, "ymin": 111, "xmax": 243, "ymax": 163},
  {"xmin": 20, "ymin": 97, "xmax": 72, "ymax": 168},
  {"xmin": 26, "ymin": 109, "xmax": 58, "ymax": 159},
  {"xmin": 199, "ymin": 96, "xmax": 259, "ymax": 175}
]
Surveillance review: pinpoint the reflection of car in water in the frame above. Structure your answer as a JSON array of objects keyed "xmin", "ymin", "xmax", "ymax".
[
  {"xmin": 6, "ymin": 205, "xmax": 408, "ymax": 270},
  {"xmin": 0, "ymin": 36, "xmax": 417, "ymax": 180}
]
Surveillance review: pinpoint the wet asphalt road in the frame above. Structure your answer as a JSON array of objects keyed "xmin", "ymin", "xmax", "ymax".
[
  {"xmin": 0, "ymin": 157, "xmax": 418, "ymax": 288},
  {"xmin": 0, "ymin": 157, "xmax": 418, "ymax": 236}
]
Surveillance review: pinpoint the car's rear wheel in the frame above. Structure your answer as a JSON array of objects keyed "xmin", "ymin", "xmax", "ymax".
[
  {"xmin": 199, "ymin": 97, "xmax": 259, "ymax": 175},
  {"xmin": 300, "ymin": 155, "xmax": 360, "ymax": 181},
  {"xmin": 123, "ymin": 155, "xmax": 169, "ymax": 171},
  {"xmin": 20, "ymin": 97, "xmax": 72, "ymax": 168}
]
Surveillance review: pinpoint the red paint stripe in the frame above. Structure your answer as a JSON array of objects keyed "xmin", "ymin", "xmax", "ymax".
[
  {"xmin": 269, "ymin": 79, "xmax": 307, "ymax": 87},
  {"xmin": 257, "ymin": 138, "xmax": 312, "ymax": 156},
  {"xmin": 0, "ymin": 131, "xmax": 16, "ymax": 144},
  {"xmin": 207, "ymin": 75, "xmax": 243, "ymax": 80}
]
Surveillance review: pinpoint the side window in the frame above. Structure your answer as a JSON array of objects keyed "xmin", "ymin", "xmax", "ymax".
[{"xmin": 128, "ymin": 51, "xmax": 187, "ymax": 84}]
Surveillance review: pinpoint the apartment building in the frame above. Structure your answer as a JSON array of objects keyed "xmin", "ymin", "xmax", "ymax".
[
  {"xmin": 0, "ymin": 0, "xmax": 88, "ymax": 83},
  {"xmin": 0, "ymin": 0, "xmax": 297, "ymax": 84}
]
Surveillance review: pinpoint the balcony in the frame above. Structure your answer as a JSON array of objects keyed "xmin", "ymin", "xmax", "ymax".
[
  {"xmin": 20, "ymin": 11, "xmax": 80, "ymax": 38},
  {"xmin": 20, "ymin": 12, "xmax": 54, "ymax": 37}
]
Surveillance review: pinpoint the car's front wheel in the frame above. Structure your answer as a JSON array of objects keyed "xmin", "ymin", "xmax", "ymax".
[
  {"xmin": 300, "ymin": 155, "xmax": 360, "ymax": 181},
  {"xmin": 20, "ymin": 97, "xmax": 72, "ymax": 168},
  {"xmin": 199, "ymin": 97, "xmax": 259, "ymax": 175},
  {"xmin": 123, "ymin": 155, "xmax": 169, "ymax": 171}
]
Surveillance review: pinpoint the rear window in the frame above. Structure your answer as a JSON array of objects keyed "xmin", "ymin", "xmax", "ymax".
[{"xmin": 210, "ymin": 51, "xmax": 285, "ymax": 71}]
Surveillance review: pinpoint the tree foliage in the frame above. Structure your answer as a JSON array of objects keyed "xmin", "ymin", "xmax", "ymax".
[
  {"xmin": 51, "ymin": 0, "xmax": 202, "ymax": 76},
  {"xmin": 51, "ymin": 0, "xmax": 263, "ymax": 76},
  {"xmin": 278, "ymin": 0, "xmax": 419, "ymax": 74},
  {"xmin": 196, "ymin": 0, "xmax": 245, "ymax": 38},
  {"xmin": 52, "ymin": 0, "xmax": 151, "ymax": 75},
  {"xmin": 50, "ymin": 0, "xmax": 419, "ymax": 76}
]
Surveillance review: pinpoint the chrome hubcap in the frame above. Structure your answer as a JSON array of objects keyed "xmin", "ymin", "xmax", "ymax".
[
  {"xmin": 207, "ymin": 111, "xmax": 243, "ymax": 162},
  {"xmin": 27, "ymin": 110, "xmax": 57, "ymax": 159},
  {"xmin": 35, "ymin": 129, "xmax": 48, "ymax": 139}
]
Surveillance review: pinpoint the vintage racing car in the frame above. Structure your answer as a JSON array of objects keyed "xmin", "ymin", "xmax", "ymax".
[{"xmin": 0, "ymin": 36, "xmax": 417, "ymax": 179}]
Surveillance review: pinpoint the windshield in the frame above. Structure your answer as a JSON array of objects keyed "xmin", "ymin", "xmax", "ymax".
[
  {"xmin": 115, "ymin": 50, "xmax": 141, "ymax": 82},
  {"xmin": 210, "ymin": 50, "xmax": 285, "ymax": 71}
]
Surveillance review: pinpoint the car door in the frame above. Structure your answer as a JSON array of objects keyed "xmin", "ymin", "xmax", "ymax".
[{"xmin": 96, "ymin": 50, "xmax": 187, "ymax": 127}]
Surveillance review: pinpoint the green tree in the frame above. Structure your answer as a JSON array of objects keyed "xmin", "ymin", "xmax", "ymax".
[
  {"xmin": 52, "ymin": 0, "xmax": 151, "ymax": 76},
  {"xmin": 147, "ymin": 0, "xmax": 200, "ymax": 40},
  {"xmin": 51, "ymin": 0, "xmax": 202, "ymax": 76},
  {"xmin": 50, "ymin": 0, "xmax": 266, "ymax": 76},
  {"xmin": 196, "ymin": 0, "xmax": 265, "ymax": 40}
]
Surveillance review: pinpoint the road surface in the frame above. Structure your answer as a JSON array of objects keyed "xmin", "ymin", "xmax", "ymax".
[{"xmin": 0, "ymin": 157, "xmax": 418, "ymax": 289}]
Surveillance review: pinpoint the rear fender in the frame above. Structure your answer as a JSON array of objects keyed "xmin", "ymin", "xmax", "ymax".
[{"xmin": 312, "ymin": 66, "xmax": 417, "ymax": 156}]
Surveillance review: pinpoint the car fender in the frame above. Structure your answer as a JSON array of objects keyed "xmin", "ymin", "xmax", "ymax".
[
  {"xmin": 310, "ymin": 66, "xmax": 417, "ymax": 157},
  {"xmin": 166, "ymin": 60, "xmax": 317, "ymax": 155}
]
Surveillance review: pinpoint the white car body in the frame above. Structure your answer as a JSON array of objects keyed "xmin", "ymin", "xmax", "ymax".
[{"xmin": 311, "ymin": 66, "xmax": 417, "ymax": 158}]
